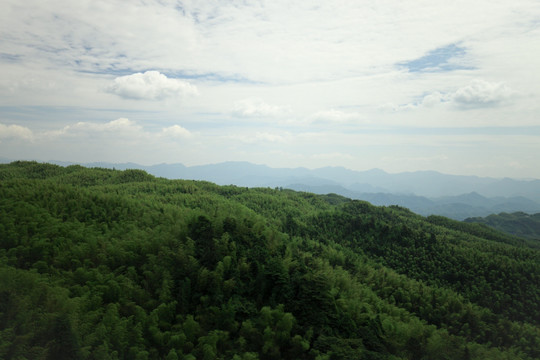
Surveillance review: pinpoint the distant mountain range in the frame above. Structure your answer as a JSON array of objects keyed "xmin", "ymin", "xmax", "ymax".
[
  {"xmin": 287, "ymin": 185, "xmax": 540, "ymax": 220},
  {"xmin": 5, "ymin": 159, "xmax": 540, "ymax": 220}
]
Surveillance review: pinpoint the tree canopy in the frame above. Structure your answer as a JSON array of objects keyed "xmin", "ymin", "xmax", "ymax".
[{"xmin": 1, "ymin": 161, "xmax": 539, "ymax": 359}]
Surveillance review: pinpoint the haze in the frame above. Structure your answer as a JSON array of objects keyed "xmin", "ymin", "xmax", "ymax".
[{"xmin": 1, "ymin": 1, "xmax": 540, "ymax": 178}]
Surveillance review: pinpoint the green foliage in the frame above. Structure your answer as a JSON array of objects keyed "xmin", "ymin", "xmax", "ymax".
[
  {"xmin": 0, "ymin": 161, "xmax": 539, "ymax": 359},
  {"xmin": 465, "ymin": 212, "xmax": 540, "ymax": 242}
]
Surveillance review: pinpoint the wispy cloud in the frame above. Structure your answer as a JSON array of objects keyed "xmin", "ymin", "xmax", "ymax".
[
  {"xmin": 3, "ymin": 1, "xmax": 531, "ymax": 84},
  {"xmin": 232, "ymin": 98, "xmax": 290, "ymax": 118},
  {"xmin": 0, "ymin": 53, "xmax": 21, "ymax": 63},
  {"xmin": 309, "ymin": 109, "xmax": 368, "ymax": 124}
]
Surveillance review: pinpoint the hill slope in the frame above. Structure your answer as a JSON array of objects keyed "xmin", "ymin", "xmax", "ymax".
[
  {"xmin": 465, "ymin": 212, "xmax": 540, "ymax": 241},
  {"xmin": 47, "ymin": 160, "xmax": 540, "ymax": 219},
  {"xmin": 1, "ymin": 161, "xmax": 539, "ymax": 359},
  {"xmin": 47, "ymin": 159, "xmax": 540, "ymax": 200}
]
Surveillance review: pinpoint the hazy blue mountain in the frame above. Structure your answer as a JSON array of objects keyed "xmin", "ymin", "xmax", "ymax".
[
  {"xmin": 370, "ymin": 192, "xmax": 540, "ymax": 220},
  {"xmin": 480, "ymin": 178, "xmax": 540, "ymax": 200},
  {"xmin": 285, "ymin": 183, "xmax": 363, "ymax": 200},
  {"xmin": 283, "ymin": 186, "xmax": 540, "ymax": 220},
  {"xmin": 41, "ymin": 159, "xmax": 540, "ymax": 219},
  {"xmin": 435, "ymin": 192, "xmax": 490, "ymax": 207},
  {"xmin": 432, "ymin": 193, "xmax": 540, "ymax": 215},
  {"xmin": 356, "ymin": 193, "xmax": 435, "ymax": 209},
  {"xmin": 348, "ymin": 181, "xmax": 391, "ymax": 194}
]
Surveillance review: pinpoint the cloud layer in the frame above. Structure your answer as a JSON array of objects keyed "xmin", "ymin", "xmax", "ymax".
[
  {"xmin": 3, "ymin": 1, "xmax": 538, "ymax": 84},
  {"xmin": 1, "ymin": 1, "xmax": 539, "ymax": 177},
  {"xmin": 1, "ymin": 118, "xmax": 192, "ymax": 143}
]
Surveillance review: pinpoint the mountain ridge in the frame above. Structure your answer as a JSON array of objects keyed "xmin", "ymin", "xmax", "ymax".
[
  {"xmin": 5, "ymin": 159, "xmax": 540, "ymax": 219},
  {"xmin": 465, "ymin": 211, "xmax": 540, "ymax": 240}
]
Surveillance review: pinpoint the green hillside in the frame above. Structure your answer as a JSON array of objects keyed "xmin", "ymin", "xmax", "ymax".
[
  {"xmin": 465, "ymin": 212, "xmax": 540, "ymax": 241},
  {"xmin": 1, "ymin": 161, "xmax": 539, "ymax": 360}
]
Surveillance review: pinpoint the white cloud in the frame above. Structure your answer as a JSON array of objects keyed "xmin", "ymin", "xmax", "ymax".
[
  {"xmin": 232, "ymin": 98, "xmax": 289, "ymax": 118},
  {"xmin": 309, "ymin": 109, "xmax": 367, "ymax": 124},
  {"xmin": 391, "ymin": 80, "xmax": 518, "ymax": 112},
  {"xmin": 451, "ymin": 79, "xmax": 516, "ymax": 107},
  {"xmin": 47, "ymin": 118, "xmax": 196, "ymax": 143},
  {"xmin": 421, "ymin": 92, "xmax": 446, "ymax": 108},
  {"xmin": 107, "ymin": 71, "xmax": 198, "ymax": 100},
  {"xmin": 162, "ymin": 125, "xmax": 192, "ymax": 138},
  {"xmin": 0, "ymin": 118, "xmax": 198, "ymax": 164},
  {"xmin": 0, "ymin": 123, "xmax": 34, "ymax": 140},
  {"xmin": 392, "ymin": 91, "xmax": 449, "ymax": 111},
  {"xmin": 50, "ymin": 118, "xmax": 142, "ymax": 137},
  {"xmin": 42, "ymin": 118, "xmax": 193, "ymax": 143},
  {"xmin": 30, "ymin": 118, "xmax": 196, "ymax": 143}
]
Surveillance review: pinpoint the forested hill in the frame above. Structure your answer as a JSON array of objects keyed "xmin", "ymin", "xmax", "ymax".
[
  {"xmin": 465, "ymin": 212, "xmax": 540, "ymax": 241},
  {"xmin": 1, "ymin": 161, "xmax": 539, "ymax": 360}
]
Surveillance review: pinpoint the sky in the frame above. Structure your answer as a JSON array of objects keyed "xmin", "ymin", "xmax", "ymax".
[{"xmin": 1, "ymin": 1, "xmax": 540, "ymax": 178}]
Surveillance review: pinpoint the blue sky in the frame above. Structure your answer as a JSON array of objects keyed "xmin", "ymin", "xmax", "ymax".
[
  {"xmin": 399, "ymin": 44, "xmax": 471, "ymax": 73},
  {"xmin": 1, "ymin": 0, "xmax": 540, "ymax": 178}
]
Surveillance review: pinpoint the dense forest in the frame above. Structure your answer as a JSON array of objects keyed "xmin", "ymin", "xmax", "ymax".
[
  {"xmin": 465, "ymin": 212, "xmax": 540, "ymax": 241},
  {"xmin": 1, "ymin": 161, "xmax": 539, "ymax": 359}
]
